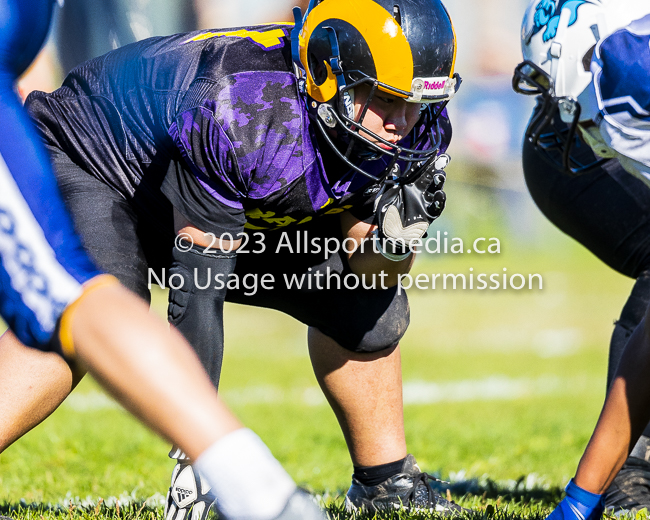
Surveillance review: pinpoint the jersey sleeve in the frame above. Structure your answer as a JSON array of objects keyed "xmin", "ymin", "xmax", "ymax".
[
  {"xmin": 591, "ymin": 15, "xmax": 650, "ymax": 177},
  {"xmin": 162, "ymin": 105, "xmax": 247, "ymax": 236}
]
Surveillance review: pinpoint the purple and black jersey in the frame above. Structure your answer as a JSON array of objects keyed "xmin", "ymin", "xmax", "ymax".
[{"xmin": 26, "ymin": 24, "xmax": 451, "ymax": 236}]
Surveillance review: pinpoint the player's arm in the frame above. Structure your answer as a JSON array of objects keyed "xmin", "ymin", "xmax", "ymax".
[
  {"xmin": 341, "ymin": 211, "xmax": 415, "ymax": 287},
  {"xmin": 174, "ymin": 209, "xmax": 242, "ymax": 250},
  {"xmin": 545, "ymin": 316, "xmax": 650, "ymax": 520},
  {"xmin": 574, "ymin": 316, "xmax": 650, "ymax": 493}
]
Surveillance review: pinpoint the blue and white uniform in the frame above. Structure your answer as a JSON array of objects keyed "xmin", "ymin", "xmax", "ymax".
[
  {"xmin": 0, "ymin": 0, "xmax": 100, "ymax": 349},
  {"xmin": 587, "ymin": 14, "xmax": 650, "ymax": 185}
]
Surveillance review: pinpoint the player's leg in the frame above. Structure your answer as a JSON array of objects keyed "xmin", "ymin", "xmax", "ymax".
[
  {"xmin": 523, "ymin": 127, "xmax": 650, "ymax": 511},
  {"xmin": 307, "ymin": 330, "xmax": 406, "ymax": 466},
  {"xmin": 303, "ymin": 298, "xmax": 462, "ymax": 513},
  {"xmin": 228, "ymin": 220, "xmax": 410, "ymax": 466},
  {"xmin": 64, "ymin": 278, "xmax": 325, "ymax": 520},
  {"xmin": 163, "ymin": 240, "xmax": 236, "ymax": 520},
  {"xmin": 0, "ymin": 330, "xmax": 82, "ymax": 451},
  {"xmin": 0, "ymin": 143, "xmax": 158, "ymax": 451},
  {"xmin": 162, "ymin": 213, "xmax": 328, "ymax": 519},
  {"xmin": 228, "ymin": 220, "xmax": 465, "ymax": 513}
]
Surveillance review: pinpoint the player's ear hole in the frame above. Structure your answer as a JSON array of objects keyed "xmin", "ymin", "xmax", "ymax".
[{"xmin": 309, "ymin": 53, "xmax": 328, "ymax": 85}]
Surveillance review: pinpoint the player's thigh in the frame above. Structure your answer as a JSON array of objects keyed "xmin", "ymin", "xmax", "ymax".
[
  {"xmin": 228, "ymin": 218, "xmax": 409, "ymax": 352},
  {"xmin": 50, "ymin": 150, "xmax": 154, "ymax": 302},
  {"xmin": 523, "ymin": 135, "xmax": 650, "ymax": 278}
]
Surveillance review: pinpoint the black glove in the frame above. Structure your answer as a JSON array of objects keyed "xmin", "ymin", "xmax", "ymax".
[{"xmin": 374, "ymin": 154, "xmax": 448, "ymax": 258}]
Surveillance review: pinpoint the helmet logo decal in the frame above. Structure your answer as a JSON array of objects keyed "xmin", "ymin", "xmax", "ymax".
[
  {"xmin": 410, "ymin": 77, "xmax": 457, "ymax": 102},
  {"xmin": 527, "ymin": 0, "xmax": 588, "ymax": 43},
  {"xmin": 424, "ymin": 80, "xmax": 445, "ymax": 90}
]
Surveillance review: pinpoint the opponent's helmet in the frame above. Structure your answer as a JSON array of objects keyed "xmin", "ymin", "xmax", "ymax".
[
  {"xmin": 291, "ymin": 0, "xmax": 460, "ymax": 181},
  {"xmin": 513, "ymin": 0, "xmax": 650, "ymax": 174}
]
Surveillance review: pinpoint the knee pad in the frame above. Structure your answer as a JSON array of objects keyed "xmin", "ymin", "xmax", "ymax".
[
  {"xmin": 334, "ymin": 290, "xmax": 410, "ymax": 353},
  {"xmin": 168, "ymin": 245, "xmax": 236, "ymax": 389},
  {"xmin": 356, "ymin": 292, "xmax": 410, "ymax": 353}
]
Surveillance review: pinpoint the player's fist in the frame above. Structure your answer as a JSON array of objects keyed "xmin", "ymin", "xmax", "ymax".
[
  {"xmin": 374, "ymin": 153, "xmax": 449, "ymax": 256},
  {"xmin": 547, "ymin": 480, "xmax": 604, "ymax": 520}
]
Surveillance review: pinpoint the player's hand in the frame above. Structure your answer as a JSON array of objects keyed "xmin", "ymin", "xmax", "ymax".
[
  {"xmin": 547, "ymin": 480, "xmax": 605, "ymax": 520},
  {"xmin": 374, "ymin": 153, "xmax": 448, "ymax": 258}
]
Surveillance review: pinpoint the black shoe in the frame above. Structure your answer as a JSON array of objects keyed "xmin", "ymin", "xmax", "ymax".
[
  {"xmin": 606, "ymin": 457, "xmax": 650, "ymax": 513},
  {"xmin": 165, "ymin": 461, "xmax": 217, "ymax": 520},
  {"xmin": 345, "ymin": 454, "xmax": 468, "ymax": 514}
]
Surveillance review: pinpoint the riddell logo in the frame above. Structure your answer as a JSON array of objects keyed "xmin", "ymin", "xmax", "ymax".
[{"xmin": 424, "ymin": 80, "xmax": 445, "ymax": 91}]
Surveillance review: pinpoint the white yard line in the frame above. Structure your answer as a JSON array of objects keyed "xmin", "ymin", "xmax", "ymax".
[{"xmin": 64, "ymin": 374, "xmax": 599, "ymax": 412}]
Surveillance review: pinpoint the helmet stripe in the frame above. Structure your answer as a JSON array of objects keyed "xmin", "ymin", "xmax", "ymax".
[
  {"xmin": 300, "ymin": 0, "xmax": 414, "ymax": 102},
  {"xmin": 447, "ymin": 7, "xmax": 458, "ymax": 76}
]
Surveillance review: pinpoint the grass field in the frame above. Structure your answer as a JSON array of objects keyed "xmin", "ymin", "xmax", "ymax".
[{"xmin": 0, "ymin": 180, "xmax": 640, "ymax": 519}]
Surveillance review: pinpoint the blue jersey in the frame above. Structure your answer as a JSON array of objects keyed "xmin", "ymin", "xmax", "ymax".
[
  {"xmin": 0, "ymin": 0, "xmax": 101, "ymax": 349},
  {"xmin": 591, "ymin": 14, "xmax": 650, "ymax": 183},
  {"xmin": 26, "ymin": 25, "xmax": 451, "ymax": 236}
]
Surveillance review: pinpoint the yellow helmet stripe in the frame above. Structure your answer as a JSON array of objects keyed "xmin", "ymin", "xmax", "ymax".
[
  {"xmin": 300, "ymin": 0, "xmax": 414, "ymax": 102},
  {"xmin": 448, "ymin": 12, "xmax": 457, "ymax": 76}
]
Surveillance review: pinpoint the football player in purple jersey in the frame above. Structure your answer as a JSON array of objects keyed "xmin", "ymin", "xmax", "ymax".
[
  {"xmin": 0, "ymin": 1, "xmax": 327, "ymax": 519},
  {"xmin": 0, "ymin": 0, "xmax": 467, "ymax": 517},
  {"xmin": 514, "ymin": 0, "xmax": 650, "ymax": 517}
]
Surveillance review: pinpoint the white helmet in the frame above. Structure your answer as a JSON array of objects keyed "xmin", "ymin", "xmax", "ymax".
[{"xmin": 512, "ymin": 0, "xmax": 650, "ymax": 174}]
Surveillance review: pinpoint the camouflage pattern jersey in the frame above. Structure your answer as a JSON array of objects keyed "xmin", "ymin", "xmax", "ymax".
[{"xmin": 26, "ymin": 23, "xmax": 451, "ymax": 237}]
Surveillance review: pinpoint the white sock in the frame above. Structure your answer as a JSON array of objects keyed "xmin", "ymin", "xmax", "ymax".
[{"xmin": 194, "ymin": 428, "xmax": 296, "ymax": 520}]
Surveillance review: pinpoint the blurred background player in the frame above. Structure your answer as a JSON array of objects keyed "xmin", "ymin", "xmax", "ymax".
[
  {"xmin": 513, "ymin": 0, "xmax": 650, "ymax": 514},
  {"xmin": 0, "ymin": 0, "xmax": 466, "ymax": 517},
  {"xmin": 0, "ymin": 0, "xmax": 326, "ymax": 518}
]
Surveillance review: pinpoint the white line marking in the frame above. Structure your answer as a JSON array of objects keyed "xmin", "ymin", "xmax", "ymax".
[{"xmin": 64, "ymin": 375, "xmax": 598, "ymax": 413}]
